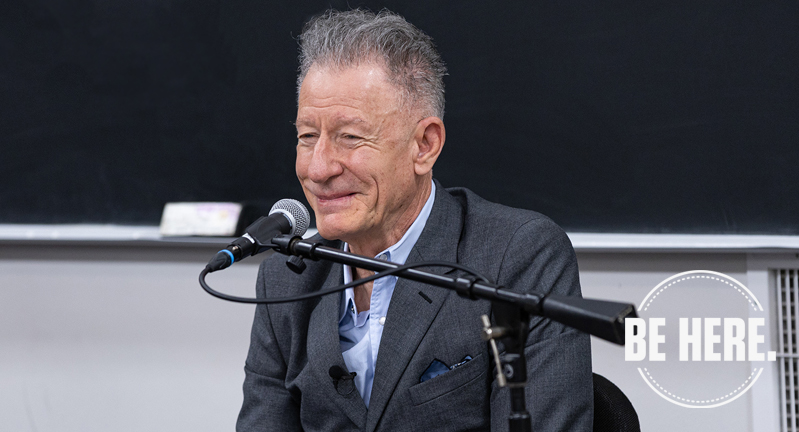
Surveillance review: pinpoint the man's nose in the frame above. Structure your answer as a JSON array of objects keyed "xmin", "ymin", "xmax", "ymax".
[{"xmin": 306, "ymin": 136, "xmax": 344, "ymax": 183}]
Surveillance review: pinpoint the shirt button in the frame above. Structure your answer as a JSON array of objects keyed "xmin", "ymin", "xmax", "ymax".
[
  {"xmin": 377, "ymin": 253, "xmax": 388, "ymax": 261},
  {"xmin": 378, "ymin": 316, "xmax": 386, "ymax": 325}
]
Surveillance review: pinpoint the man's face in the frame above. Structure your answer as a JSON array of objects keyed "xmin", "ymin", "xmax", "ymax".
[{"xmin": 295, "ymin": 63, "xmax": 422, "ymax": 245}]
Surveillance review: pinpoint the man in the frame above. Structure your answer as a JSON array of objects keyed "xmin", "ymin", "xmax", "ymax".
[{"xmin": 238, "ymin": 9, "xmax": 592, "ymax": 431}]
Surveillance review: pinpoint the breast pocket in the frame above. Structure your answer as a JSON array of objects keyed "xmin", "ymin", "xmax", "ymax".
[{"xmin": 407, "ymin": 351, "xmax": 488, "ymax": 406}]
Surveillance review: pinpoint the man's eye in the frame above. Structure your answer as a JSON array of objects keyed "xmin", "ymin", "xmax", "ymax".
[{"xmin": 298, "ymin": 133, "xmax": 318, "ymax": 142}]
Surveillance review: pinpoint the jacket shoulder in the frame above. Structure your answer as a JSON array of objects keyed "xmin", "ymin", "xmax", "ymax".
[
  {"xmin": 444, "ymin": 186, "xmax": 568, "ymax": 241},
  {"xmin": 443, "ymin": 186, "xmax": 575, "ymax": 283}
]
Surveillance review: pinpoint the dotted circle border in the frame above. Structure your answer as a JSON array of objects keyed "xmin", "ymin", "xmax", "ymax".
[
  {"xmin": 643, "ymin": 274, "xmax": 758, "ymax": 312},
  {"xmin": 638, "ymin": 271, "xmax": 764, "ymax": 407},
  {"xmin": 643, "ymin": 367, "xmax": 758, "ymax": 405}
]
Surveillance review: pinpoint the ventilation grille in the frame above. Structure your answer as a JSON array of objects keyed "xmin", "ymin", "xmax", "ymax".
[{"xmin": 777, "ymin": 269, "xmax": 799, "ymax": 432}]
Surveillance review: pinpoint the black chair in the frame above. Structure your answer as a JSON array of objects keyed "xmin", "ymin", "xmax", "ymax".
[{"xmin": 593, "ymin": 373, "xmax": 640, "ymax": 432}]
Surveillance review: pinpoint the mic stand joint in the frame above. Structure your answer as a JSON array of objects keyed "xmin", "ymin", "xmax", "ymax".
[{"xmin": 481, "ymin": 307, "xmax": 533, "ymax": 432}]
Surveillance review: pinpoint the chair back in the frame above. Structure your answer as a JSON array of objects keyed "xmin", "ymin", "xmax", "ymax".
[{"xmin": 593, "ymin": 373, "xmax": 640, "ymax": 432}]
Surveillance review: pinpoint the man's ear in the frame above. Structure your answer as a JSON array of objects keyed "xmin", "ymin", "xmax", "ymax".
[{"xmin": 412, "ymin": 116, "xmax": 445, "ymax": 175}]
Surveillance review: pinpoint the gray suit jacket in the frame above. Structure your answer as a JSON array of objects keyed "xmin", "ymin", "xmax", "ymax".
[{"xmin": 237, "ymin": 182, "xmax": 593, "ymax": 431}]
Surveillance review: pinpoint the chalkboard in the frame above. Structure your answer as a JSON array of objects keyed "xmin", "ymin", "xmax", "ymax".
[{"xmin": 3, "ymin": 0, "xmax": 798, "ymax": 234}]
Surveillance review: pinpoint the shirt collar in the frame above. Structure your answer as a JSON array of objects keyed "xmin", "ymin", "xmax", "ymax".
[{"xmin": 339, "ymin": 180, "xmax": 437, "ymax": 322}]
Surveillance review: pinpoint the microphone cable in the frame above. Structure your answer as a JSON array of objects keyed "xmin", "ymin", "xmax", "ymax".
[{"xmin": 200, "ymin": 259, "xmax": 492, "ymax": 304}]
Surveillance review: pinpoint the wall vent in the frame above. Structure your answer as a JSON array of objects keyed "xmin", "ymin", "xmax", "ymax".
[{"xmin": 777, "ymin": 269, "xmax": 799, "ymax": 432}]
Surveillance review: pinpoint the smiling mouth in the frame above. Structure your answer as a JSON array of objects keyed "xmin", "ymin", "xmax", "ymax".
[{"xmin": 315, "ymin": 192, "xmax": 355, "ymax": 203}]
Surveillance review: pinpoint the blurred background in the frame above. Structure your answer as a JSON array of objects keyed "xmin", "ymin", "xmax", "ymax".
[
  {"xmin": 3, "ymin": 0, "xmax": 798, "ymax": 233},
  {"xmin": 1, "ymin": 0, "xmax": 798, "ymax": 430}
]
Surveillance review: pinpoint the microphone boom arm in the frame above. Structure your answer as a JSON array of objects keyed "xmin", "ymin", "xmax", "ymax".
[{"xmin": 271, "ymin": 234, "xmax": 636, "ymax": 345}]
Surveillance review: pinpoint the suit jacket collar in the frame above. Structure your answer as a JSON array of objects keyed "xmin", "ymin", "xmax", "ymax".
[
  {"xmin": 306, "ymin": 258, "xmax": 369, "ymax": 428},
  {"xmin": 365, "ymin": 180, "xmax": 464, "ymax": 431},
  {"xmin": 411, "ymin": 179, "xmax": 462, "ymax": 269}
]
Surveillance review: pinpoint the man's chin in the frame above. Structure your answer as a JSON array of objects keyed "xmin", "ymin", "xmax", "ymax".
[
  {"xmin": 311, "ymin": 208, "xmax": 359, "ymax": 236},
  {"xmin": 314, "ymin": 222, "xmax": 356, "ymax": 242}
]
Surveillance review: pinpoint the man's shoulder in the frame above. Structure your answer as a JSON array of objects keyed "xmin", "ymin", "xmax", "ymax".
[
  {"xmin": 438, "ymin": 184, "xmax": 574, "ymax": 274},
  {"xmin": 443, "ymin": 185, "xmax": 564, "ymax": 237}
]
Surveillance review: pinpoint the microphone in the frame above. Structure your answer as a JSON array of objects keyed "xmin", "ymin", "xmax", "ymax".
[
  {"xmin": 205, "ymin": 199, "xmax": 310, "ymax": 272},
  {"xmin": 329, "ymin": 365, "xmax": 357, "ymax": 380},
  {"xmin": 329, "ymin": 365, "xmax": 357, "ymax": 395}
]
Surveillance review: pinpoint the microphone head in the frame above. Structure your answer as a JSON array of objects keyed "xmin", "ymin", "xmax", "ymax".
[
  {"xmin": 328, "ymin": 365, "xmax": 346, "ymax": 379},
  {"xmin": 269, "ymin": 199, "xmax": 310, "ymax": 237}
]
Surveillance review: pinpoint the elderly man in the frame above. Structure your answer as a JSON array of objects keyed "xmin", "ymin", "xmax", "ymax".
[{"xmin": 237, "ymin": 9, "xmax": 592, "ymax": 432}]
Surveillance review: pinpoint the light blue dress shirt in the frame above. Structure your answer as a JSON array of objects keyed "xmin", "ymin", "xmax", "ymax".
[{"xmin": 338, "ymin": 181, "xmax": 436, "ymax": 408}]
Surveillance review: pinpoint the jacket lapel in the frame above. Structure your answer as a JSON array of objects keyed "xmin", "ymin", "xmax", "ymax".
[
  {"xmin": 365, "ymin": 184, "xmax": 464, "ymax": 432},
  {"xmin": 306, "ymin": 262, "xmax": 368, "ymax": 428}
]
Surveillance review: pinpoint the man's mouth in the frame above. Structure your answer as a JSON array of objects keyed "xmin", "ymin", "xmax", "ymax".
[
  {"xmin": 314, "ymin": 192, "xmax": 356, "ymax": 208},
  {"xmin": 315, "ymin": 192, "xmax": 354, "ymax": 201}
]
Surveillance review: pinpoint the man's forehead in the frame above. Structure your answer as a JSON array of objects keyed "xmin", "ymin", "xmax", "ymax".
[
  {"xmin": 296, "ymin": 65, "xmax": 409, "ymax": 128},
  {"xmin": 295, "ymin": 113, "xmax": 368, "ymax": 127}
]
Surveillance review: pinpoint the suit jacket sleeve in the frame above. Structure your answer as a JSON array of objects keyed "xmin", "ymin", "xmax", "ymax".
[
  {"xmin": 490, "ymin": 216, "xmax": 593, "ymax": 431},
  {"xmin": 236, "ymin": 260, "xmax": 303, "ymax": 432}
]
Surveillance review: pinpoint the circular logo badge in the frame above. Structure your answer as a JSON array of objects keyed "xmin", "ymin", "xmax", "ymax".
[{"xmin": 627, "ymin": 270, "xmax": 773, "ymax": 408}]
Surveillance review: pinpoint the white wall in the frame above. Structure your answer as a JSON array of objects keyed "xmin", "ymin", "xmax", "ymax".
[
  {"xmin": 1, "ymin": 234, "xmax": 795, "ymax": 431},
  {"xmin": 0, "ymin": 241, "xmax": 260, "ymax": 432}
]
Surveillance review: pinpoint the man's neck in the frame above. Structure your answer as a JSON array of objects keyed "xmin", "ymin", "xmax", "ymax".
[
  {"xmin": 347, "ymin": 178, "xmax": 433, "ymax": 259},
  {"xmin": 346, "ymin": 178, "xmax": 434, "ymax": 313}
]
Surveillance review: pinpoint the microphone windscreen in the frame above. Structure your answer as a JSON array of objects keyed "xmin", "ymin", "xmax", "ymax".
[
  {"xmin": 329, "ymin": 365, "xmax": 347, "ymax": 380},
  {"xmin": 269, "ymin": 199, "xmax": 310, "ymax": 237}
]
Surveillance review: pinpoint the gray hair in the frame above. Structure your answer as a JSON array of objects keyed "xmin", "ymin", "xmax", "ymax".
[{"xmin": 297, "ymin": 9, "xmax": 447, "ymax": 118}]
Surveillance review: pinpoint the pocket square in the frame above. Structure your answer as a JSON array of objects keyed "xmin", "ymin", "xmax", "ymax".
[{"xmin": 420, "ymin": 356, "xmax": 472, "ymax": 383}]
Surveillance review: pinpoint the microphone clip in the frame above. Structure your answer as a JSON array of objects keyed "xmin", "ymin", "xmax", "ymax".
[
  {"xmin": 328, "ymin": 365, "xmax": 358, "ymax": 396},
  {"xmin": 285, "ymin": 255, "xmax": 307, "ymax": 274},
  {"xmin": 270, "ymin": 234, "xmax": 299, "ymax": 256}
]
